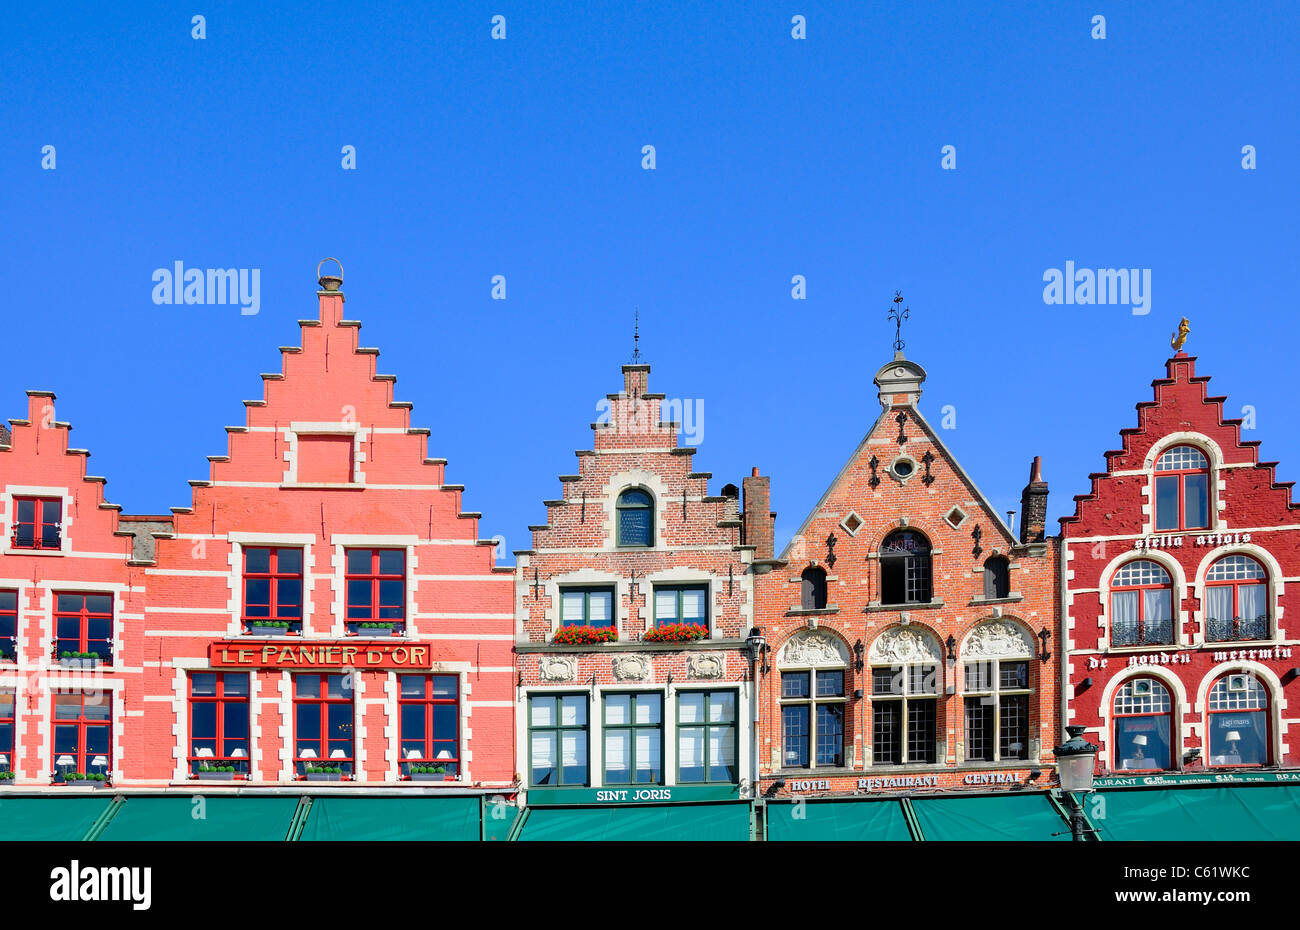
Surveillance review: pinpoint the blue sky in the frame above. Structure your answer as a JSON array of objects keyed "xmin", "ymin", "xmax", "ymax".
[{"xmin": 2, "ymin": 1, "xmax": 1297, "ymax": 558}]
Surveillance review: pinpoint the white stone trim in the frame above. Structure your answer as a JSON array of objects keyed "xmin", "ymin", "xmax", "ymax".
[
  {"xmin": 1193, "ymin": 661, "xmax": 1288, "ymax": 762},
  {"xmin": 1096, "ymin": 665, "xmax": 1191, "ymax": 771},
  {"xmin": 1189, "ymin": 543, "xmax": 1286, "ymax": 644},
  {"xmin": 1097, "ymin": 549, "xmax": 1190, "ymax": 649},
  {"xmin": 282, "ymin": 422, "xmax": 369, "ymax": 485},
  {"xmin": 603, "ymin": 471, "xmax": 670, "ymax": 552}
]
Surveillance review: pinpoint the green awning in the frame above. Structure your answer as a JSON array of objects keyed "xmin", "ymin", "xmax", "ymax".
[
  {"xmin": 910, "ymin": 793, "xmax": 1070, "ymax": 841},
  {"xmin": 0, "ymin": 796, "xmax": 117, "ymax": 841},
  {"xmin": 298, "ymin": 796, "xmax": 482, "ymax": 841},
  {"xmin": 516, "ymin": 802, "xmax": 753, "ymax": 841},
  {"xmin": 483, "ymin": 802, "xmax": 521, "ymax": 842},
  {"xmin": 94, "ymin": 796, "xmax": 301, "ymax": 841},
  {"xmin": 1094, "ymin": 785, "xmax": 1300, "ymax": 841},
  {"xmin": 766, "ymin": 799, "xmax": 913, "ymax": 841}
]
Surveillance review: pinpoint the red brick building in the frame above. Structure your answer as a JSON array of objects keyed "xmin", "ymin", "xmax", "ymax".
[
  {"xmin": 754, "ymin": 351, "xmax": 1062, "ymax": 798},
  {"xmin": 0, "ymin": 273, "xmax": 516, "ymax": 795},
  {"xmin": 1062, "ymin": 348, "xmax": 1300, "ymax": 776},
  {"xmin": 513, "ymin": 362, "xmax": 766, "ymax": 807}
]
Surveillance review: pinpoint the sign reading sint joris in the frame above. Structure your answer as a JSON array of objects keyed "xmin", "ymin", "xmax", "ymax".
[{"xmin": 208, "ymin": 641, "xmax": 433, "ymax": 669}]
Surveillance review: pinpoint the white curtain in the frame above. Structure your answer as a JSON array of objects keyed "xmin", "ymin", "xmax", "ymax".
[
  {"xmin": 1112, "ymin": 591, "xmax": 1139, "ymax": 644},
  {"xmin": 655, "ymin": 590, "xmax": 677, "ymax": 622},
  {"xmin": 1239, "ymin": 584, "xmax": 1267, "ymax": 637},
  {"xmin": 1205, "ymin": 586, "xmax": 1234, "ymax": 640},
  {"xmin": 1144, "ymin": 589, "xmax": 1172, "ymax": 642},
  {"xmin": 561, "ymin": 592, "xmax": 584, "ymax": 624},
  {"xmin": 682, "ymin": 588, "xmax": 706, "ymax": 622}
]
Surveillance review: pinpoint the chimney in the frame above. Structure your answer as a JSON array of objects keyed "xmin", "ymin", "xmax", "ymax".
[
  {"xmin": 1019, "ymin": 456, "xmax": 1049, "ymax": 544},
  {"xmin": 742, "ymin": 467, "xmax": 774, "ymax": 559},
  {"xmin": 318, "ymin": 257, "xmax": 344, "ymax": 324},
  {"xmin": 623, "ymin": 364, "xmax": 649, "ymax": 396}
]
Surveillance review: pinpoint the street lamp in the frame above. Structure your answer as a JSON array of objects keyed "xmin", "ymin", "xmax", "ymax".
[{"xmin": 1052, "ymin": 725, "xmax": 1099, "ymax": 841}]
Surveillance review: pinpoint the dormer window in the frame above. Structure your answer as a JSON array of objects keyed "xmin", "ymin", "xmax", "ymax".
[
  {"xmin": 616, "ymin": 489, "xmax": 654, "ymax": 548},
  {"xmin": 880, "ymin": 530, "xmax": 932, "ymax": 606},
  {"xmin": 983, "ymin": 556, "xmax": 1010, "ymax": 599},
  {"xmin": 800, "ymin": 567, "xmax": 828, "ymax": 610},
  {"xmin": 1154, "ymin": 446, "xmax": 1209, "ymax": 531}
]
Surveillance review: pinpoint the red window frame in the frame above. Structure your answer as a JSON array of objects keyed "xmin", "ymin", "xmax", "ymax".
[
  {"xmin": 398, "ymin": 674, "xmax": 459, "ymax": 777},
  {"xmin": 0, "ymin": 688, "xmax": 14, "ymax": 775},
  {"xmin": 1154, "ymin": 446, "xmax": 1210, "ymax": 531},
  {"xmin": 53, "ymin": 593, "xmax": 113, "ymax": 663},
  {"xmin": 51, "ymin": 691, "xmax": 111, "ymax": 782},
  {"xmin": 1205, "ymin": 556, "xmax": 1268, "ymax": 642},
  {"xmin": 241, "ymin": 546, "xmax": 304, "ymax": 632},
  {"xmin": 1207, "ymin": 674, "xmax": 1271, "ymax": 769},
  {"xmin": 0, "ymin": 590, "xmax": 17, "ymax": 662},
  {"xmin": 187, "ymin": 672, "xmax": 251, "ymax": 777},
  {"xmin": 293, "ymin": 673, "xmax": 354, "ymax": 778},
  {"xmin": 11, "ymin": 496, "xmax": 62, "ymax": 550},
  {"xmin": 344, "ymin": 548, "xmax": 405, "ymax": 630},
  {"xmin": 1110, "ymin": 562, "xmax": 1173, "ymax": 646},
  {"xmin": 1111, "ymin": 679, "xmax": 1173, "ymax": 773}
]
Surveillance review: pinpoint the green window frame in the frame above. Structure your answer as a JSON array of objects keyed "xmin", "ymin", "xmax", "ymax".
[
  {"xmin": 602, "ymin": 692, "xmax": 664, "ymax": 786},
  {"xmin": 528, "ymin": 693, "xmax": 589, "ymax": 787},
  {"xmin": 653, "ymin": 584, "xmax": 709, "ymax": 629},
  {"xmin": 560, "ymin": 587, "xmax": 615, "ymax": 628},
  {"xmin": 676, "ymin": 689, "xmax": 738, "ymax": 785}
]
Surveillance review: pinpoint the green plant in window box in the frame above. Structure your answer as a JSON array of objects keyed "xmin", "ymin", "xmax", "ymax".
[
  {"xmin": 357, "ymin": 621, "xmax": 398, "ymax": 636},
  {"xmin": 197, "ymin": 763, "xmax": 239, "ymax": 781},
  {"xmin": 249, "ymin": 620, "xmax": 293, "ymax": 635},
  {"xmin": 0, "ymin": 771, "xmax": 15, "ymax": 781},
  {"xmin": 409, "ymin": 764, "xmax": 452, "ymax": 782},
  {"xmin": 57, "ymin": 651, "xmax": 102, "ymax": 666},
  {"xmin": 304, "ymin": 763, "xmax": 346, "ymax": 781},
  {"xmin": 552, "ymin": 625, "xmax": 618, "ymax": 645},
  {"xmin": 643, "ymin": 622, "xmax": 708, "ymax": 643},
  {"xmin": 61, "ymin": 772, "xmax": 108, "ymax": 787}
]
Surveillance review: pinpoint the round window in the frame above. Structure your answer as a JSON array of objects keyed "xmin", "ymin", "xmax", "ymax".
[{"xmin": 892, "ymin": 459, "xmax": 915, "ymax": 478}]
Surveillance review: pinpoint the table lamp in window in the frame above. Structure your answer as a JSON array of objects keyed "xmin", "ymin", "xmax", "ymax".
[
  {"xmin": 0, "ymin": 753, "xmax": 8, "ymax": 770},
  {"xmin": 194, "ymin": 747, "xmax": 214, "ymax": 758},
  {"xmin": 55, "ymin": 755, "xmax": 75, "ymax": 768},
  {"xmin": 230, "ymin": 748, "xmax": 247, "ymax": 758},
  {"xmin": 91, "ymin": 755, "xmax": 109, "ymax": 770},
  {"xmin": 299, "ymin": 748, "xmax": 318, "ymax": 759},
  {"xmin": 436, "ymin": 750, "xmax": 453, "ymax": 761},
  {"xmin": 329, "ymin": 749, "xmax": 347, "ymax": 759}
]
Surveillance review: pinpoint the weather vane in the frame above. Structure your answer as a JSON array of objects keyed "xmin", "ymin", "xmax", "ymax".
[
  {"xmin": 1171, "ymin": 316, "xmax": 1190, "ymax": 353},
  {"xmin": 888, "ymin": 291, "xmax": 910, "ymax": 352},
  {"xmin": 631, "ymin": 308, "xmax": 641, "ymax": 363}
]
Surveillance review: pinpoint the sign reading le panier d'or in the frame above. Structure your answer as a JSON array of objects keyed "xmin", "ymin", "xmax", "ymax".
[{"xmin": 208, "ymin": 641, "xmax": 434, "ymax": 670}]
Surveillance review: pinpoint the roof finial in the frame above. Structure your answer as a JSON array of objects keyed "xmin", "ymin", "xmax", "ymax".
[
  {"xmin": 1171, "ymin": 316, "xmax": 1190, "ymax": 353},
  {"xmin": 631, "ymin": 307, "xmax": 642, "ymax": 363},
  {"xmin": 888, "ymin": 291, "xmax": 910, "ymax": 353}
]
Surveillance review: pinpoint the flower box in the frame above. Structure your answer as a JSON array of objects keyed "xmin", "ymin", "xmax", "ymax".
[
  {"xmin": 355, "ymin": 622, "xmax": 398, "ymax": 638},
  {"xmin": 248, "ymin": 622, "xmax": 293, "ymax": 636},
  {"xmin": 58, "ymin": 654, "xmax": 102, "ymax": 669},
  {"xmin": 63, "ymin": 778, "xmax": 109, "ymax": 789},
  {"xmin": 305, "ymin": 772, "xmax": 344, "ymax": 782},
  {"xmin": 0, "ymin": 775, "xmax": 16, "ymax": 787},
  {"xmin": 552, "ymin": 625, "xmax": 618, "ymax": 645},
  {"xmin": 409, "ymin": 773, "xmax": 453, "ymax": 782},
  {"xmin": 196, "ymin": 771, "xmax": 238, "ymax": 781},
  {"xmin": 643, "ymin": 623, "xmax": 709, "ymax": 643}
]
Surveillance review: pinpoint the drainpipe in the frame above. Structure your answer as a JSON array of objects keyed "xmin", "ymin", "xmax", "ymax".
[{"xmin": 746, "ymin": 627, "xmax": 766, "ymax": 827}]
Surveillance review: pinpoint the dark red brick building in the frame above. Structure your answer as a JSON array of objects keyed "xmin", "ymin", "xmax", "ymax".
[
  {"xmin": 754, "ymin": 351, "xmax": 1062, "ymax": 798},
  {"xmin": 1062, "ymin": 348, "xmax": 1300, "ymax": 776}
]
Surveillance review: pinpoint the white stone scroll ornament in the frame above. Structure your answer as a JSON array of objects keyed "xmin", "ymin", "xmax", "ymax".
[
  {"xmin": 868, "ymin": 626, "xmax": 942, "ymax": 664},
  {"xmin": 778, "ymin": 630, "xmax": 850, "ymax": 668},
  {"xmin": 539, "ymin": 655, "xmax": 577, "ymax": 682},
  {"xmin": 687, "ymin": 653, "xmax": 725, "ymax": 679},
  {"xmin": 962, "ymin": 620, "xmax": 1034, "ymax": 659},
  {"xmin": 612, "ymin": 655, "xmax": 652, "ymax": 682}
]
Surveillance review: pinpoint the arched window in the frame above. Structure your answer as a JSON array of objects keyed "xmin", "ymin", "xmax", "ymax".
[
  {"xmin": 1111, "ymin": 560, "xmax": 1174, "ymax": 646},
  {"xmin": 1205, "ymin": 555, "xmax": 1268, "ymax": 642},
  {"xmin": 1113, "ymin": 678, "xmax": 1174, "ymax": 772},
  {"xmin": 869, "ymin": 627, "xmax": 941, "ymax": 765},
  {"xmin": 880, "ymin": 530, "xmax": 932, "ymax": 606},
  {"xmin": 800, "ymin": 567, "xmax": 827, "ymax": 610},
  {"xmin": 983, "ymin": 555, "xmax": 1010, "ymax": 600},
  {"xmin": 962, "ymin": 620, "xmax": 1034, "ymax": 762},
  {"xmin": 1154, "ymin": 445, "xmax": 1210, "ymax": 531},
  {"xmin": 616, "ymin": 489, "xmax": 653, "ymax": 548},
  {"xmin": 1207, "ymin": 674, "xmax": 1270, "ymax": 767},
  {"xmin": 777, "ymin": 631, "xmax": 849, "ymax": 770}
]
